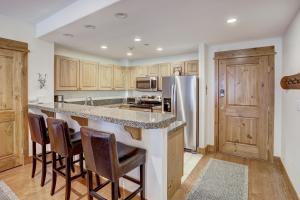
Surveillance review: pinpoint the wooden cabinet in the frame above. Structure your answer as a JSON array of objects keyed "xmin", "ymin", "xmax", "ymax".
[
  {"xmin": 113, "ymin": 65, "xmax": 126, "ymax": 90},
  {"xmin": 79, "ymin": 61, "xmax": 98, "ymax": 90},
  {"xmin": 167, "ymin": 127, "xmax": 184, "ymax": 199},
  {"xmin": 158, "ymin": 63, "xmax": 171, "ymax": 90},
  {"xmin": 171, "ymin": 62, "xmax": 184, "ymax": 75},
  {"xmin": 136, "ymin": 66, "xmax": 148, "ymax": 77},
  {"xmin": 126, "ymin": 67, "xmax": 136, "ymax": 90},
  {"xmin": 55, "ymin": 55, "xmax": 80, "ymax": 90},
  {"xmin": 148, "ymin": 64, "xmax": 159, "ymax": 76},
  {"xmin": 99, "ymin": 64, "xmax": 114, "ymax": 90},
  {"xmin": 184, "ymin": 60, "xmax": 199, "ymax": 75}
]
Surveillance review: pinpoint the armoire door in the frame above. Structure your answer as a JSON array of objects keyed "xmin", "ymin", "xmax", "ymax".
[
  {"xmin": 217, "ymin": 47, "xmax": 274, "ymax": 160},
  {"xmin": 0, "ymin": 48, "xmax": 26, "ymax": 171}
]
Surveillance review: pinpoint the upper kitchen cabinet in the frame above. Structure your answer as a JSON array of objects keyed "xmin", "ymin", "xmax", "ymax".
[
  {"xmin": 158, "ymin": 63, "xmax": 171, "ymax": 90},
  {"xmin": 127, "ymin": 67, "xmax": 136, "ymax": 90},
  {"xmin": 136, "ymin": 65, "xmax": 148, "ymax": 77},
  {"xmin": 99, "ymin": 64, "xmax": 114, "ymax": 90},
  {"xmin": 113, "ymin": 65, "xmax": 126, "ymax": 90},
  {"xmin": 184, "ymin": 60, "xmax": 199, "ymax": 75},
  {"xmin": 148, "ymin": 64, "xmax": 159, "ymax": 76},
  {"xmin": 55, "ymin": 55, "xmax": 80, "ymax": 91},
  {"xmin": 79, "ymin": 60, "xmax": 99, "ymax": 90},
  {"xmin": 171, "ymin": 62, "xmax": 185, "ymax": 75}
]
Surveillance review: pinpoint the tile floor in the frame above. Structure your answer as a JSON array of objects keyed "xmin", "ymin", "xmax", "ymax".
[{"xmin": 182, "ymin": 152, "xmax": 202, "ymax": 182}]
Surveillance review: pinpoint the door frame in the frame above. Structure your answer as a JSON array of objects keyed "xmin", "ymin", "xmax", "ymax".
[
  {"xmin": 0, "ymin": 37, "xmax": 29, "ymax": 165},
  {"xmin": 214, "ymin": 46, "xmax": 275, "ymax": 161}
]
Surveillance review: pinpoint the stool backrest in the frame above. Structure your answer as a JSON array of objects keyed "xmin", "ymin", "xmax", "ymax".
[
  {"xmin": 80, "ymin": 127, "xmax": 119, "ymax": 181},
  {"xmin": 28, "ymin": 113, "xmax": 48, "ymax": 145},
  {"xmin": 46, "ymin": 117, "xmax": 72, "ymax": 157}
]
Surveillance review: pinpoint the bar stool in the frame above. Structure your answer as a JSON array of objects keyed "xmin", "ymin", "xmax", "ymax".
[
  {"xmin": 28, "ymin": 113, "xmax": 66, "ymax": 186},
  {"xmin": 46, "ymin": 117, "xmax": 86, "ymax": 200},
  {"xmin": 80, "ymin": 127, "xmax": 146, "ymax": 200}
]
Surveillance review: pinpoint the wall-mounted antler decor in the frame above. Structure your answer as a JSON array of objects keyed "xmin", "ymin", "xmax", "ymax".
[{"xmin": 280, "ymin": 73, "xmax": 300, "ymax": 89}]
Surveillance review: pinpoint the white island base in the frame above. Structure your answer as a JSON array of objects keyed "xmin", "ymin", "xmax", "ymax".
[{"xmin": 29, "ymin": 107, "xmax": 185, "ymax": 200}]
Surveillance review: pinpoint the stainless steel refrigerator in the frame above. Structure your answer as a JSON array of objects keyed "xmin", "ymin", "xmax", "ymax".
[{"xmin": 162, "ymin": 76, "xmax": 199, "ymax": 151}]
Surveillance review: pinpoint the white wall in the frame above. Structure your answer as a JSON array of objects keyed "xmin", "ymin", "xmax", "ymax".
[
  {"xmin": 130, "ymin": 52, "xmax": 198, "ymax": 66},
  {"xmin": 0, "ymin": 14, "xmax": 55, "ymax": 103},
  {"xmin": 282, "ymin": 10, "xmax": 300, "ymax": 196},
  {"xmin": 204, "ymin": 37, "xmax": 283, "ymax": 156},
  {"xmin": 0, "ymin": 14, "xmax": 55, "ymax": 155}
]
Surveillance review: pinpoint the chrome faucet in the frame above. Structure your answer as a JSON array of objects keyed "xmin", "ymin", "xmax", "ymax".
[{"xmin": 84, "ymin": 96, "xmax": 94, "ymax": 106}]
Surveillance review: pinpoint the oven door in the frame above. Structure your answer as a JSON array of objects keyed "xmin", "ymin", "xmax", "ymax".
[{"xmin": 136, "ymin": 77, "xmax": 157, "ymax": 91}]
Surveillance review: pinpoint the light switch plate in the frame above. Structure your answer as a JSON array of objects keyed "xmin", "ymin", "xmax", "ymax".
[{"xmin": 297, "ymin": 100, "xmax": 300, "ymax": 111}]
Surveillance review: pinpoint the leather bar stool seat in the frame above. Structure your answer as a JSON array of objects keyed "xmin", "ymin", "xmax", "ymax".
[
  {"xmin": 47, "ymin": 117, "xmax": 86, "ymax": 200},
  {"xmin": 28, "ymin": 113, "xmax": 65, "ymax": 187},
  {"xmin": 81, "ymin": 127, "xmax": 146, "ymax": 200}
]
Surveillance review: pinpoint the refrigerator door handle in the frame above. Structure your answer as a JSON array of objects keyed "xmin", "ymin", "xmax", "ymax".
[{"xmin": 172, "ymin": 84, "xmax": 177, "ymax": 115}]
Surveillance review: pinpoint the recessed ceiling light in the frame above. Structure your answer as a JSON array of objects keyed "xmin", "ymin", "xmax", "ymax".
[
  {"xmin": 127, "ymin": 52, "xmax": 133, "ymax": 56},
  {"xmin": 115, "ymin": 13, "xmax": 128, "ymax": 19},
  {"xmin": 63, "ymin": 33, "xmax": 74, "ymax": 37},
  {"xmin": 227, "ymin": 18, "xmax": 237, "ymax": 24},
  {"xmin": 101, "ymin": 45, "xmax": 108, "ymax": 49},
  {"xmin": 84, "ymin": 25, "xmax": 96, "ymax": 29},
  {"xmin": 156, "ymin": 47, "xmax": 163, "ymax": 51},
  {"xmin": 134, "ymin": 37, "xmax": 142, "ymax": 42}
]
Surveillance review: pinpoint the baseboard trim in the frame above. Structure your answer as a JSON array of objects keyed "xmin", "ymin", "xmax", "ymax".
[
  {"xmin": 197, "ymin": 145, "xmax": 216, "ymax": 155},
  {"xmin": 274, "ymin": 156, "xmax": 299, "ymax": 200}
]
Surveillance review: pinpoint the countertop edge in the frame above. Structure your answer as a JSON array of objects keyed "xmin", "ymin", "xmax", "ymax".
[{"xmin": 28, "ymin": 103, "xmax": 176, "ymax": 129}]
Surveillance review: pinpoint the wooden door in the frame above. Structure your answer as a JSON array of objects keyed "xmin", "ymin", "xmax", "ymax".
[
  {"xmin": 148, "ymin": 64, "xmax": 159, "ymax": 76},
  {"xmin": 55, "ymin": 55, "xmax": 79, "ymax": 91},
  {"xmin": 113, "ymin": 65, "xmax": 125, "ymax": 90},
  {"xmin": 99, "ymin": 64, "xmax": 114, "ymax": 90},
  {"xmin": 216, "ymin": 47, "xmax": 274, "ymax": 160},
  {"xmin": 158, "ymin": 63, "xmax": 171, "ymax": 90},
  {"xmin": 0, "ymin": 48, "xmax": 27, "ymax": 172},
  {"xmin": 184, "ymin": 60, "xmax": 199, "ymax": 75},
  {"xmin": 79, "ymin": 61, "xmax": 98, "ymax": 90}
]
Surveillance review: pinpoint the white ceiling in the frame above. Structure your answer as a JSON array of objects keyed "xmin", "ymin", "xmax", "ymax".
[
  {"xmin": 0, "ymin": 0, "xmax": 78, "ymax": 23},
  {"xmin": 2, "ymin": 0, "xmax": 299, "ymax": 60}
]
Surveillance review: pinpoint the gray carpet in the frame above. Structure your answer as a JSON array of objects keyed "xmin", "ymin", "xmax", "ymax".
[
  {"xmin": 187, "ymin": 159, "xmax": 248, "ymax": 200},
  {"xmin": 0, "ymin": 181, "xmax": 19, "ymax": 200}
]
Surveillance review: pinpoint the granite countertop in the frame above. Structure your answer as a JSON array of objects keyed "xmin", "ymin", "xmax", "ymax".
[
  {"xmin": 167, "ymin": 121, "xmax": 186, "ymax": 133},
  {"xmin": 29, "ymin": 102, "xmax": 176, "ymax": 129}
]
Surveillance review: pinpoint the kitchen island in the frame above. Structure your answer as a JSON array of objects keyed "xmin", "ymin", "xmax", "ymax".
[{"xmin": 29, "ymin": 102, "xmax": 186, "ymax": 200}]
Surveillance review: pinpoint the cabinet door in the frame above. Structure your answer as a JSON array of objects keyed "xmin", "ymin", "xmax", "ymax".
[
  {"xmin": 158, "ymin": 63, "xmax": 171, "ymax": 90},
  {"xmin": 114, "ymin": 65, "xmax": 125, "ymax": 90},
  {"xmin": 79, "ymin": 61, "xmax": 98, "ymax": 90},
  {"xmin": 127, "ymin": 67, "xmax": 136, "ymax": 90},
  {"xmin": 99, "ymin": 64, "xmax": 114, "ymax": 90},
  {"xmin": 171, "ymin": 62, "xmax": 184, "ymax": 75},
  {"xmin": 184, "ymin": 60, "xmax": 199, "ymax": 75},
  {"xmin": 148, "ymin": 64, "xmax": 159, "ymax": 76},
  {"xmin": 55, "ymin": 55, "xmax": 79, "ymax": 90},
  {"xmin": 136, "ymin": 66, "xmax": 148, "ymax": 77}
]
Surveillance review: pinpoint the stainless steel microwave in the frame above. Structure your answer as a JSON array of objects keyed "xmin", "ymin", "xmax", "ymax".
[{"xmin": 136, "ymin": 77, "xmax": 158, "ymax": 91}]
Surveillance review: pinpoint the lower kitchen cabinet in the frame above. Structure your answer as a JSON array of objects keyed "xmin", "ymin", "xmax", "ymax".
[
  {"xmin": 79, "ymin": 60, "xmax": 98, "ymax": 90},
  {"xmin": 99, "ymin": 64, "xmax": 114, "ymax": 90},
  {"xmin": 55, "ymin": 55, "xmax": 80, "ymax": 91}
]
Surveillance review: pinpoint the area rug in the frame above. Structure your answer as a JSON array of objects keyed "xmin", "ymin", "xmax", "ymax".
[
  {"xmin": 0, "ymin": 181, "xmax": 19, "ymax": 200},
  {"xmin": 187, "ymin": 159, "xmax": 248, "ymax": 200}
]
